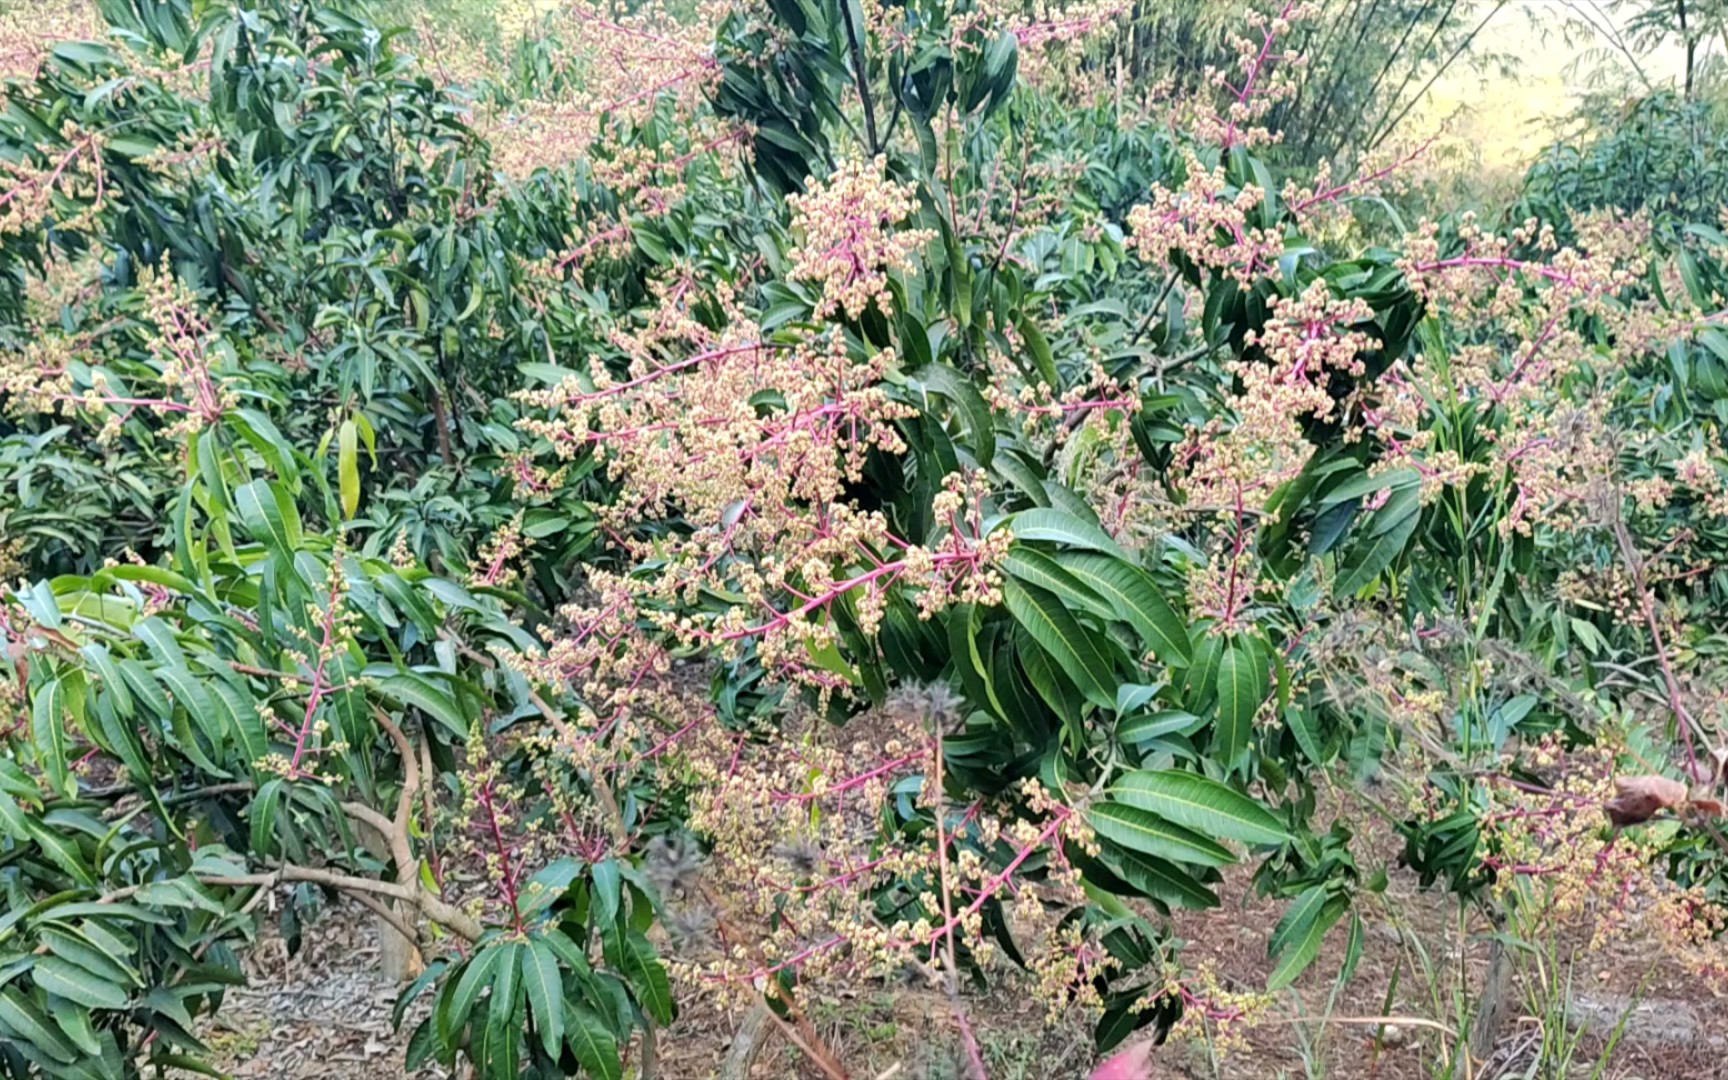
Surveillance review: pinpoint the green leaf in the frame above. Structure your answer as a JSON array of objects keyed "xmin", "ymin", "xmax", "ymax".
[
  {"xmin": 51, "ymin": 41, "xmax": 118, "ymax": 69},
  {"xmin": 1317, "ymin": 467, "xmax": 1419, "ymax": 509},
  {"xmin": 619, "ymin": 931, "xmax": 674, "ymax": 1026},
  {"xmin": 338, "ymin": 419, "xmax": 361, "ymax": 520},
  {"xmin": 376, "ymin": 673, "xmax": 468, "ymax": 740},
  {"xmin": 32, "ymin": 957, "xmax": 128, "ymax": 1010},
  {"xmin": 393, "ymin": 959, "xmax": 449, "ymax": 1032},
  {"xmin": 1117, "ymin": 710, "xmax": 1204, "ymax": 745},
  {"xmin": 21, "ymin": 816, "xmax": 95, "ymax": 887},
  {"xmin": 1213, "ymin": 641, "xmax": 1265, "ymax": 768},
  {"xmin": 80, "ymin": 645, "xmax": 132, "ymax": 719},
  {"xmin": 487, "ymin": 941, "xmax": 521, "ymax": 1033},
  {"xmin": 134, "ymin": 878, "xmax": 223, "ymax": 915},
  {"xmin": 442, "ymin": 945, "xmax": 504, "ymax": 1046},
  {"xmin": 1017, "ymin": 314, "xmax": 1059, "ymax": 389},
  {"xmin": 39, "ymin": 926, "xmax": 141, "ymax": 989},
  {"xmin": 1286, "ymin": 704, "xmax": 1327, "ymax": 766},
  {"xmin": 25, "ymin": 902, "xmax": 168, "ymax": 925},
  {"xmin": 589, "ymin": 860, "xmax": 622, "ymax": 928},
  {"xmin": 1107, "ymin": 770, "xmax": 1289, "ymax": 846},
  {"xmin": 233, "ymin": 480, "xmax": 303, "ymax": 555},
  {"xmin": 1334, "ymin": 500, "xmax": 1420, "ymax": 595},
  {"xmin": 250, "ymin": 780, "xmax": 283, "ymax": 859},
  {"xmin": 564, "ymin": 1001, "xmax": 622, "ymax": 1080},
  {"xmin": 1678, "ymin": 246, "xmax": 1708, "ymax": 307},
  {"xmin": 32, "ymin": 679, "xmax": 71, "ymax": 798},
  {"xmin": 1699, "ymin": 326, "xmax": 1728, "ymax": 366},
  {"xmin": 1101, "ymin": 847, "xmax": 1219, "ymax": 910},
  {"xmin": 1338, "ymin": 912, "xmax": 1365, "ymax": 988},
  {"xmin": 47, "ymin": 996, "xmax": 100, "ymax": 1058},
  {"xmin": 207, "ymin": 679, "xmax": 268, "ymax": 772},
  {"xmin": 1054, "ymin": 553, "xmax": 1191, "ymax": 666},
  {"xmin": 231, "ymin": 409, "xmax": 302, "ymax": 493},
  {"xmin": 523, "ymin": 940, "xmax": 565, "ymax": 1059},
  {"xmin": 1267, "ymin": 886, "xmax": 1349, "ymax": 990},
  {"xmin": 1002, "ymin": 508, "xmax": 1128, "ymax": 559},
  {"xmin": 0, "ymin": 987, "xmax": 78, "ymax": 1062},
  {"xmin": 1001, "ymin": 548, "xmax": 1114, "ymax": 622},
  {"xmin": 947, "ymin": 604, "xmax": 1007, "ymax": 722},
  {"xmin": 485, "ymin": 1012, "xmax": 521, "ymax": 1076},
  {"xmin": 907, "ymin": 365, "xmax": 995, "ymax": 467},
  {"xmin": 1087, "ymin": 802, "xmax": 1234, "ymax": 867},
  {"xmin": 117, "ymin": 660, "xmax": 170, "ymax": 719},
  {"xmin": 132, "ymin": 617, "xmax": 188, "ymax": 669},
  {"xmin": 154, "ymin": 665, "xmax": 225, "ymax": 761},
  {"xmin": 1002, "ymin": 579, "xmax": 1117, "ymax": 710}
]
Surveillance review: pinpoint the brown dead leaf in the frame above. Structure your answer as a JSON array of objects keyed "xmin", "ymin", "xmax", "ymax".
[{"xmin": 1604, "ymin": 774, "xmax": 1690, "ymax": 826}]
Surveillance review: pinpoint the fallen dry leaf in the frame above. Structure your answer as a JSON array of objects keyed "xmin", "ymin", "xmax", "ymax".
[
  {"xmin": 1604, "ymin": 774, "xmax": 1690, "ymax": 826},
  {"xmin": 1686, "ymin": 798, "xmax": 1724, "ymax": 818}
]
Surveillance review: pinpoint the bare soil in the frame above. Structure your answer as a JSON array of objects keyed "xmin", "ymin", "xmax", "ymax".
[{"xmin": 202, "ymin": 824, "xmax": 1727, "ymax": 1080}]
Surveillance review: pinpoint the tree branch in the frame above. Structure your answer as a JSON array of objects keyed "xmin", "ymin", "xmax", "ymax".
[{"xmin": 840, "ymin": 0, "xmax": 879, "ymax": 156}]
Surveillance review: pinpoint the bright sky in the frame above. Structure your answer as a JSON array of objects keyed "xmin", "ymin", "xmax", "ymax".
[{"xmin": 1416, "ymin": 0, "xmax": 1692, "ymax": 174}]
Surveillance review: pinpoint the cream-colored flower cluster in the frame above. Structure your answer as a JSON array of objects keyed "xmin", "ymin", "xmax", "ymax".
[
  {"xmin": 476, "ymin": 0, "xmax": 728, "ymax": 180},
  {"xmin": 1177, "ymin": 281, "xmax": 1376, "ymax": 522},
  {"xmin": 0, "ymin": 124, "xmax": 107, "ymax": 240},
  {"xmin": 0, "ymin": 0, "xmax": 102, "ymax": 85},
  {"xmin": 1186, "ymin": 1, "xmax": 1320, "ymax": 149},
  {"xmin": 787, "ymin": 156, "xmax": 934, "ymax": 321},
  {"xmin": 1126, "ymin": 148, "xmax": 1284, "ymax": 285},
  {"xmin": 1478, "ymin": 742, "xmax": 1727, "ymax": 985}
]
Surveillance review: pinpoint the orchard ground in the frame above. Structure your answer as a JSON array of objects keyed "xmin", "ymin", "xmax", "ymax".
[{"xmin": 204, "ymin": 812, "xmax": 1728, "ymax": 1078}]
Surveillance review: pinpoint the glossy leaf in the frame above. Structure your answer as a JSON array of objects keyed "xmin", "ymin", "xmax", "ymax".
[
  {"xmin": 1087, "ymin": 802, "xmax": 1235, "ymax": 867},
  {"xmin": 1107, "ymin": 770, "xmax": 1289, "ymax": 846}
]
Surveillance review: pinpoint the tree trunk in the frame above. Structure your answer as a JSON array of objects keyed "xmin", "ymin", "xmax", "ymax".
[
  {"xmin": 356, "ymin": 819, "xmax": 423, "ymax": 982},
  {"xmin": 719, "ymin": 1003, "xmax": 774, "ymax": 1080},
  {"xmin": 1469, "ymin": 915, "xmax": 1513, "ymax": 1062}
]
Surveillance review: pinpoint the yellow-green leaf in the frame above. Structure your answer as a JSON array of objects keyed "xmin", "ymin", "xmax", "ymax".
[{"xmin": 338, "ymin": 419, "xmax": 361, "ymax": 519}]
